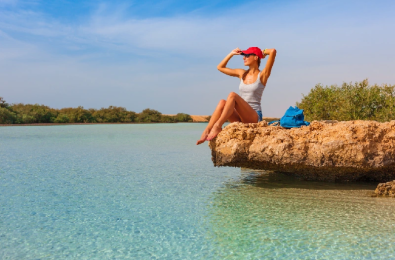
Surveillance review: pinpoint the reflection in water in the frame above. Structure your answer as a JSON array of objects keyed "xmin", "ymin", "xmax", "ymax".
[{"xmin": 206, "ymin": 169, "xmax": 395, "ymax": 259}]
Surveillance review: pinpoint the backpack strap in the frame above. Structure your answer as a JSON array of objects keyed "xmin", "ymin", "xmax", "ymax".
[{"xmin": 268, "ymin": 120, "xmax": 280, "ymax": 126}]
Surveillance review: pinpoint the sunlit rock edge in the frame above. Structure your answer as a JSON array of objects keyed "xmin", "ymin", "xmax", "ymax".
[{"xmin": 209, "ymin": 120, "xmax": 395, "ymax": 182}]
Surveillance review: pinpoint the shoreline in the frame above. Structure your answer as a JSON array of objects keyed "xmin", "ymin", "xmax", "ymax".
[
  {"xmin": 0, "ymin": 122, "xmax": 207, "ymax": 127},
  {"xmin": 0, "ymin": 116, "xmax": 280, "ymax": 127}
]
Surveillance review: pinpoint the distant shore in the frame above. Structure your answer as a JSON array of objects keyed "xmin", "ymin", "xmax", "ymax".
[
  {"xmin": 0, "ymin": 116, "xmax": 280, "ymax": 126},
  {"xmin": 0, "ymin": 122, "xmax": 202, "ymax": 126},
  {"xmin": 167, "ymin": 115, "xmax": 280, "ymax": 123},
  {"xmin": 164, "ymin": 115, "xmax": 210, "ymax": 122}
]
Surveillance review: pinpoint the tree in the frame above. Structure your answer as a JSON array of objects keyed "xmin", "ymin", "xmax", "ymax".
[
  {"xmin": 160, "ymin": 115, "xmax": 176, "ymax": 123},
  {"xmin": 136, "ymin": 108, "xmax": 162, "ymax": 122},
  {"xmin": 59, "ymin": 106, "xmax": 95, "ymax": 123},
  {"xmin": 174, "ymin": 113, "xmax": 193, "ymax": 122},
  {"xmin": 0, "ymin": 107, "xmax": 16, "ymax": 124},
  {"xmin": 53, "ymin": 114, "xmax": 70, "ymax": 123},
  {"xmin": 10, "ymin": 103, "xmax": 58, "ymax": 123},
  {"xmin": 0, "ymin": 97, "xmax": 9, "ymax": 108},
  {"xmin": 92, "ymin": 106, "xmax": 137, "ymax": 123},
  {"xmin": 296, "ymin": 80, "xmax": 395, "ymax": 122}
]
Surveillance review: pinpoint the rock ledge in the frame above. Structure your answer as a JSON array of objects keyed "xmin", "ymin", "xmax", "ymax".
[{"xmin": 209, "ymin": 120, "xmax": 395, "ymax": 182}]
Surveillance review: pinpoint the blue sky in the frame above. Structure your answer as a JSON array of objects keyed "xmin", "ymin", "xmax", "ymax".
[{"xmin": 1, "ymin": 0, "xmax": 394, "ymax": 116}]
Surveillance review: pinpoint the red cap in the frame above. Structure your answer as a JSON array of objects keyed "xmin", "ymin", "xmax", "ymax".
[{"xmin": 241, "ymin": 47, "xmax": 263, "ymax": 59}]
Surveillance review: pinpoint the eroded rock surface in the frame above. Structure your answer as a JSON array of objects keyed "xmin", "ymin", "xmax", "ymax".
[
  {"xmin": 374, "ymin": 181, "xmax": 395, "ymax": 197},
  {"xmin": 209, "ymin": 120, "xmax": 395, "ymax": 181}
]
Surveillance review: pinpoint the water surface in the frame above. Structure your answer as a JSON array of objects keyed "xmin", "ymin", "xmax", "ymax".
[{"xmin": 0, "ymin": 124, "xmax": 394, "ymax": 259}]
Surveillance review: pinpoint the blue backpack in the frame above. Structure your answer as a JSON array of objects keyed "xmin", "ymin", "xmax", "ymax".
[{"xmin": 269, "ymin": 106, "xmax": 310, "ymax": 128}]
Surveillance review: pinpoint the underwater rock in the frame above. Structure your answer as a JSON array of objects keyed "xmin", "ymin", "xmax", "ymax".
[
  {"xmin": 209, "ymin": 120, "xmax": 395, "ymax": 182},
  {"xmin": 374, "ymin": 181, "xmax": 395, "ymax": 197}
]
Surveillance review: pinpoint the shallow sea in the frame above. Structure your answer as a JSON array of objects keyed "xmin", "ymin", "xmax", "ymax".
[{"xmin": 1, "ymin": 123, "xmax": 395, "ymax": 259}]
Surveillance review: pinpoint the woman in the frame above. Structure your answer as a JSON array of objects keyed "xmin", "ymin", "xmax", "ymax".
[{"xmin": 196, "ymin": 46, "xmax": 277, "ymax": 145}]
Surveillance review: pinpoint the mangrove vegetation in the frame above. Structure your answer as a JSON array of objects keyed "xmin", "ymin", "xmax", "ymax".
[
  {"xmin": 0, "ymin": 97, "xmax": 193, "ymax": 124},
  {"xmin": 297, "ymin": 79, "xmax": 395, "ymax": 122}
]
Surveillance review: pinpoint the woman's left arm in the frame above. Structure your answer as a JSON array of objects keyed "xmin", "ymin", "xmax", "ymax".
[{"xmin": 260, "ymin": 48, "xmax": 277, "ymax": 86}]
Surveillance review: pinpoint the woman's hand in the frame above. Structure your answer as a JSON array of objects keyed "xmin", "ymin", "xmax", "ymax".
[
  {"xmin": 230, "ymin": 48, "xmax": 242, "ymax": 55},
  {"xmin": 262, "ymin": 49, "xmax": 268, "ymax": 59}
]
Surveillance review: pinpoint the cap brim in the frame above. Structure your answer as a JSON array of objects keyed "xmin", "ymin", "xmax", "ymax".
[{"xmin": 241, "ymin": 51, "xmax": 263, "ymax": 59}]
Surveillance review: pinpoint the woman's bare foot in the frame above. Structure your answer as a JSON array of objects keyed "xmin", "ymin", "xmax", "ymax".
[
  {"xmin": 196, "ymin": 129, "xmax": 210, "ymax": 145},
  {"xmin": 206, "ymin": 124, "xmax": 222, "ymax": 141}
]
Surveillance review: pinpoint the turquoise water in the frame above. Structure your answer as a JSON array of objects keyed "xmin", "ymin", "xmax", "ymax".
[{"xmin": 1, "ymin": 124, "xmax": 395, "ymax": 259}]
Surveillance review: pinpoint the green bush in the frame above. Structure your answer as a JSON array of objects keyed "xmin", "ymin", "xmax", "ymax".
[
  {"xmin": 297, "ymin": 79, "xmax": 395, "ymax": 122},
  {"xmin": 0, "ymin": 107, "xmax": 16, "ymax": 124},
  {"xmin": 92, "ymin": 106, "xmax": 137, "ymax": 123},
  {"xmin": 10, "ymin": 103, "xmax": 58, "ymax": 123},
  {"xmin": 53, "ymin": 114, "xmax": 70, "ymax": 123},
  {"xmin": 18, "ymin": 114, "xmax": 36, "ymax": 124},
  {"xmin": 174, "ymin": 113, "xmax": 193, "ymax": 122},
  {"xmin": 136, "ymin": 108, "xmax": 162, "ymax": 122},
  {"xmin": 160, "ymin": 115, "xmax": 176, "ymax": 123},
  {"xmin": 59, "ymin": 106, "xmax": 95, "ymax": 123}
]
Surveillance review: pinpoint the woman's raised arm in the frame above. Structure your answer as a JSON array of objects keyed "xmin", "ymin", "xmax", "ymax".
[
  {"xmin": 217, "ymin": 48, "xmax": 245, "ymax": 78},
  {"xmin": 260, "ymin": 48, "xmax": 277, "ymax": 86}
]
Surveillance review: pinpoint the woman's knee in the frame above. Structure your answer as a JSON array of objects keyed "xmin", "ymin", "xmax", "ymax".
[
  {"xmin": 217, "ymin": 99, "xmax": 226, "ymax": 108},
  {"xmin": 227, "ymin": 92, "xmax": 238, "ymax": 100}
]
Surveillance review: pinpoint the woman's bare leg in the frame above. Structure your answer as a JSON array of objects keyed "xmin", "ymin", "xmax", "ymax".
[
  {"xmin": 207, "ymin": 92, "xmax": 258, "ymax": 140},
  {"xmin": 228, "ymin": 109, "xmax": 241, "ymax": 123},
  {"xmin": 196, "ymin": 99, "xmax": 226, "ymax": 145}
]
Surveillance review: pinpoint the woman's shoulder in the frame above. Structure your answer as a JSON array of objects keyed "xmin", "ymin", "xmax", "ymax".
[{"xmin": 234, "ymin": 68, "xmax": 247, "ymax": 79}]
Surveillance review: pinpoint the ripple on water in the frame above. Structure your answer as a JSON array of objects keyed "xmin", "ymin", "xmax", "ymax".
[
  {"xmin": 207, "ymin": 170, "xmax": 394, "ymax": 259},
  {"xmin": 1, "ymin": 124, "xmax": 395, "ymax": 259}
]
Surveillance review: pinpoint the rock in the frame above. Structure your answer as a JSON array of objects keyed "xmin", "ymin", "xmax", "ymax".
[
  {"xmin": 209, "ymin": 120, "xmax": 395, "ymax": 182},
  {"xmin": 375, "ymin": 180, "xmax": 395, "ymax": 196}
]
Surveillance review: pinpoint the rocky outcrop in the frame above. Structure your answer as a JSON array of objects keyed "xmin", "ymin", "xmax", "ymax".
[
  {"xmin": 374, "ymin": 181, "xmax": 395, "ymax": 196},
  {"xmin": 209, "ymin": 120, "xmax": 395, "ymax": 182}
]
